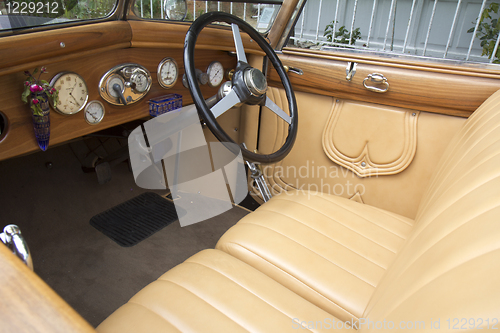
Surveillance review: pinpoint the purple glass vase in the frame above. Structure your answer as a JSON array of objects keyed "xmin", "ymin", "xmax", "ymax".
[{"xmin": 31, "ymin": 93, "xmax": 50, "ymax": 151}]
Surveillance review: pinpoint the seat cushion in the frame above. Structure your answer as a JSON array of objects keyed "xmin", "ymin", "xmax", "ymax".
[
  {"xmin": 216, "ymin": 191, "xmax": 414, "ymax": 322},
  {"xmin": 97, "ymin": 249, "xmax": 347, "ymax": 333}
]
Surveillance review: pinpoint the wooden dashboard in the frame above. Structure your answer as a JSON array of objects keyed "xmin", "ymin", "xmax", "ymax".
[{"xmin": 0, "ymin": 20, "xmax": 263, "ymax": 162}]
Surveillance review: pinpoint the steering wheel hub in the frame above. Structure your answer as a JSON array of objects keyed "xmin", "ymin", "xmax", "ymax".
[{"xmin": 244, "ymin": 68, "xmax": 268, "ymax": 96}]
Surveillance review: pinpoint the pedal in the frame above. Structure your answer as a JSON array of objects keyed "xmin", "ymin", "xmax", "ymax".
[{"xmin": 95, "ymin": 162, "xmax": 112, "ymax": 184}]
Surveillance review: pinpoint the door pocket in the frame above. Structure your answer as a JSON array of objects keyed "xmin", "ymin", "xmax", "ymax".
[{"xmin": 322, "ymin": 100, "xmax": 419, "ymax": 177}]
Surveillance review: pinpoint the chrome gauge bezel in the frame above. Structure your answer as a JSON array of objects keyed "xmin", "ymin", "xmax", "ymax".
[
  {"xmin": 84, "ymin": 100, "xmax": 105, "ymax": 125},
  {"xmin": 157, "ymin": 57, "xmax": 178, "ymax": 89},
  {"xmin": 206, "ymin": 61, "xmax": 224, "ymax": 88},
  {"xmin": 49, "ymin": 72, "xmax": 89, "ymax": 115},
  {"xmin": 105, "ymin": 74, "xmax": 125, "ymax": 99},
  {"xmin": 99, "ymin": 63, "xmax": 152, "ymax": 106}
]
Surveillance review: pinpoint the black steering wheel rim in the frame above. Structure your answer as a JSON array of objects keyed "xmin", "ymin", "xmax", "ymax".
[{"xmin": 184, "ymin": 11, "xmax": 298, "ymax": 164}]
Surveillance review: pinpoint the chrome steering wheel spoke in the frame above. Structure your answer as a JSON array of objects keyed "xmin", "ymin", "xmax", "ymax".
[
  {"xmin": 264, "ymin": 96, "xmax": 292, "ymax": 124},
  {"xmin": 210, "ymin": 88, "xmax": 241, "ymax": 118},
  {"xmin": 231, "ymin": 23, "xmax": 248, "ymax": 64}
]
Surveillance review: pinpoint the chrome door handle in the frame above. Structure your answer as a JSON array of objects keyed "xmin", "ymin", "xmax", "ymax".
[
  {"xmin": 363, "ymin": 73, "xmax": 389, "ymax": 93},
  {"xmin": 1, "ymin": 225, "xmax": 33, "ymax": 270}
]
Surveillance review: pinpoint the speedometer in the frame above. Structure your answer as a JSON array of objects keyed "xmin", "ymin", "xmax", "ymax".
[{"xmin": 206, "ymin": 61, "xmax": 224, "ymax": 88}]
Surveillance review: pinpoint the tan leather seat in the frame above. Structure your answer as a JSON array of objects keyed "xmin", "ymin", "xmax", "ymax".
[
  {"xmin": 99, "ymin": 90, "xmax": 500, "ymax": 332},
  {"xmin": 97, "ymin": 249, "xmax": 344, "ymax": 333},
  {"xmin": 216, "ymin": 89, "xmax": 500, "ymax": 326},
  {"xmin": 216, "ymin": 191, "xmax": 414, "ymax": 322}
]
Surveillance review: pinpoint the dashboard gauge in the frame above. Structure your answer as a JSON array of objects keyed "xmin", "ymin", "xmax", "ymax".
[
  {"xmin": 164, "ymin": 0, "xmax": 187, "ymax": 20},
  {"xmin": 84, "ymin": 100, "xmax": 105, "ymax": 125},
  {"xmin": 106, "ymin": 74, "xmax": 125, "ymax": 99},
  {"xmin": 157, "ymin": 57, "xmax": 178, "ymax": 89},
  {"xmin": 130, "ymin": 70, "xmax": 150, "ymax": 93},
  {"xmin": 207, "ymin": 61, "xmax": 224, "ymax": 88},
  {"xmin": 50, "ymin": 72, "xmax": 88, "ymax": 115}
]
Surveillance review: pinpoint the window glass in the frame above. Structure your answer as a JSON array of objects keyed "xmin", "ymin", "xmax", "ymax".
[
  {"xmin": 285, "ymin": 0, "xmax": 500, "ymax": 66},
  {"xmin": 0, "ymin": 0, "xmax": 117, "ymax": 31},
  {"xmin": 133, "ymin": 0, "xmax": 282, "ymax": 33}
]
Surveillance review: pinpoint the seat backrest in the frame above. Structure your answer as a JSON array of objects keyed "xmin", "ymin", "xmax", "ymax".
[{"xmin": 360, "ymin": 90, "xmax": 500, "ymax": 332}]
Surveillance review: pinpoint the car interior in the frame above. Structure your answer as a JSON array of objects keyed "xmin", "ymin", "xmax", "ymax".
[{"xmin": 0, "ymin": 0, "xmax": 499, "ymax": 331}]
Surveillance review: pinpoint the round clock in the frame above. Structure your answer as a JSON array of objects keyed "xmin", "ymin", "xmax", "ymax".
[
  {"xmin": 157, "ymin": 57, "xmax": 178, "ymax": 89},
  {"xmin": 50, "ymin": 72, "xmax": 89, "ymax": 115},
  {"xmin": 84, "ymin": 100, "xmax": 105, "ymax": 125}
]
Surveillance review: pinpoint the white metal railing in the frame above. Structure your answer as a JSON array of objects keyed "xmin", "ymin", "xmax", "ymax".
[
  {"xmin": 136, "ymin": 0, "xmax": 280, "ymax": 31},
  {"xmin": 290, "ymin": 0, "xmax": 500, "ymax": 64}
]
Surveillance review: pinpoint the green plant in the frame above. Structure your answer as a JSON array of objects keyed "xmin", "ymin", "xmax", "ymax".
[
  {"xmin": 324, "ymin": 21, "xmax": 361, "ymax": 46},
  {"xmin": 21, "ymin": 67, "xmax": 59, "ymax": 116},
  {"xmin": 468, "ymin": 2, "xmax": 500, "ymax": 63}
]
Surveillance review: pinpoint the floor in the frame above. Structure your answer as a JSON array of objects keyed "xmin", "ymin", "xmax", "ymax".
[{"xmin": 0, "ymin": 137, "xmax": 250, "ymax": 327}]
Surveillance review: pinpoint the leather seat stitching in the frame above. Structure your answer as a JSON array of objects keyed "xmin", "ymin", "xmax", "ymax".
[
  {"xmin": 271, "ymin": 194, "xmax": 412, "ymax": 227},
  {"xmin": 387, "ymin": 201, "xmax": 500, "ymax": 282},
  {"xmin": 125, "ymin": 301, "xmax": 187, "ymax": 332},
  {"xmin": 301, "ymin": 195, "xmax": 410, "ymax": 238},
  {"xmin": 220, "ymin": 242, "xmax": 361, "ymax": 321},
  {"xmin": 233, "ymin": 221, "xmax": 378, "ymax": 288},
  {"xmin": 418, "ymin": 122, "xmax": 500, "ymax": 214},
  {"xmin": 418, "ymin": 145, "xmax": 500, "ymax": 219},
  {"xmin": 182, "ymin": 260, "xmax": 324, "ymax": 332},
  {"xmin": 151, "ymin": 279, "xmax": 252, "ymax": 332},
  {"xmin": 409, "ymin": 174, "xmax": 500, "ymax": 244},
  {"xmin": 370, "ymin": 247, "xmax": 500, "ymax": 321},
  {"xmin": 256, "ymin": 206, "xmax": 398, "ymax": 255},
  {"xmin": 246, "ymin": 209, "xmax": 389, "ymax": 270}
]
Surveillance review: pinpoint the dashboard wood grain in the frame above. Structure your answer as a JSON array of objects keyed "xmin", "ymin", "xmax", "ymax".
[{"xmin": 0, "ymin": 47, "xmax": 237, "ymax": 161}]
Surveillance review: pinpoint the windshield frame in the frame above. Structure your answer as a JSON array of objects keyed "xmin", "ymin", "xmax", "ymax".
[{"xmin": 0, "ymin": 0, "xmax": 125, "ymax": 37}]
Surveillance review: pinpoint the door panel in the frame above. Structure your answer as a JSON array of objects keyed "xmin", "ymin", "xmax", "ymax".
[
  {"xmin": 269, "ymin": 51, "xmax": 500, "ymax": 117},
  {"xmin": 251, "ymin": 48, "xmax": 486, "ymax": 218}
]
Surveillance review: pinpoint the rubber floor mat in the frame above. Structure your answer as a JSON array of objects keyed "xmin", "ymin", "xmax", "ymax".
[{"xmin": 90, "ymin": 192, "xmax": 179, "ymax": 247}]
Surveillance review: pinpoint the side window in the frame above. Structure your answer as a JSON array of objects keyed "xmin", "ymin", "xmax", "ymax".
[
  {"xmin": 285, "ymin": 0, "xmax": 500, "ymax": 66},
  {"xmin": 133, "ymin": 0, "xmax": 282, "ymax": 33},
  {"xmin": 0, "ymin": 0, "xmax": 117, "ymax": 31}
]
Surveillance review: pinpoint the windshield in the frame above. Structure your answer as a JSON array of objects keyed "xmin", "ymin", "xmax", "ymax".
[
  {"xmin": 133, "ymin": 0, "xmax": 282, "ymax": 33},
  {"xmin": 0, "ymin": 0, "xmax": 117, "ymax": 31}
]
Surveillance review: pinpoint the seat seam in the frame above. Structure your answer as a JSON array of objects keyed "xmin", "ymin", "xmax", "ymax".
[
  {"xmin": 229, "ymin": 221, "xmax": 378, "ymax": 288},
  {"xmin": 408, "ymin": 173, "xmax": 500, "ymax": 245},
  {"xmin": 220, "ymin": 241, "xmax": 361, "ymax": 321},
  {"xmin": 272, "ymin": 193, "xmax": 413, "ymax": 227},
  {"xmin": 124, "ymin": 301, "xmax": 183, "ymax": 333},
  {"xmin": 384, "ymin": 200, "xmax": 500, "ymax": 289},
  {"xmin": 144, "ymin": 279, "xmax": 252, "ymax": 333},
  {"xmin": 372, "ymin": 246, "xmax": 500, "ymax": 321},
  {"xmin": 244, "ymin": 209, "xmax": 389, "ymax": 270},
  {"xmin": 418, "ymin": 121, "xmax": 500, "ymax": 215},
  {"xmin": 417, "ymin": 147, "xmax": 500, "ymax": 220},
  {"xmin": 297, "ymin": 195, "xmax": 410, "ymax": 239},
  {"xmin": 181, "ymin": 260, "xmax": 324, "ymax": 333},
  {"xmin": 251, "ymin": 207, "xmax": 398, "ymax": 255}
]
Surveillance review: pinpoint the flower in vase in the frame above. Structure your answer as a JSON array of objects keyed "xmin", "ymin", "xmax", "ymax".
[{"xmin": 21, "ymin": 67, "xmax": 59, "ymax": 116}]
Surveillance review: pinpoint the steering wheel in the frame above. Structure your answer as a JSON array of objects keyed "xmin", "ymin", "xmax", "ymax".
[{"xmin": 184, "ymin": 12, "xmax": 298, "ymax": 164}]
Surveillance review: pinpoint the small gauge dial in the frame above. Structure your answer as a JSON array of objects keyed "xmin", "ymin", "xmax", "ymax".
[
  {"xmin": 131, "ymin": 70, "xmax": 149, "ymax": 93},
  {"xmin": 84, "ymin": 100, "xmax": 105, "ymax": 125},
  {"xmin": 106, "ymin": 74, "xmax": 125, "ymax": 98},
  {"xmin": 157, "ymin": 58, "xmax": 178, "ymax": 89},
  {"xmin": 207, "ymin": 61, "xmax": 224, "ymax": 88},
  {"xmin": 50, "ymin": 72, "xmax": 88, "ymax": 115}
]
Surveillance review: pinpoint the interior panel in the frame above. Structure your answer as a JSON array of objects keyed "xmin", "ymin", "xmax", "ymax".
[
  {"xmin": 256, "ymin": 88, "xmax": 466, "ymax": 219},
  {"xmin": 270, "ymin": 51, "xmax": 500, "ymax": 117},
  {"xmin": 0, "ymin": 22, "xmax": 245, "ymax": 161}
]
